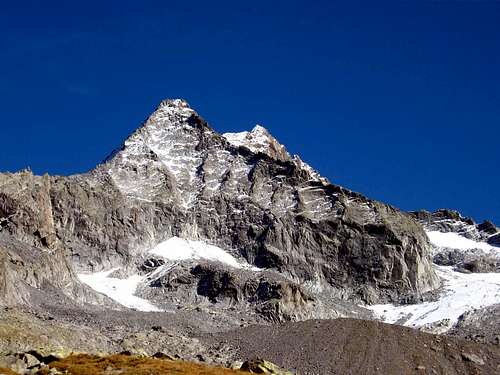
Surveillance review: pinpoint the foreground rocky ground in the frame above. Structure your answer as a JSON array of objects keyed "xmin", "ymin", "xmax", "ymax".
[
  {"xmin": 213, "ymin": 319, "xmax": 500, "ymax": 375},
  {"xmin": 1, "ymin": 305, "xmax": 500, "ymax": 374}
]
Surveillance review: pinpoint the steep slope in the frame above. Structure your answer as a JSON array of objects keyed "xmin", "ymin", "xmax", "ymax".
[{"xmin": 0, "ymin": 171, "xmax": 111, "ymax": 307}]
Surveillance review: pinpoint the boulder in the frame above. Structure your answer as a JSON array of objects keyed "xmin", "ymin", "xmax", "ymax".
[
  {"xmin": 240, "ymin": 359, "xmax": 293, "ymax": 374},
  {"xmin": 461, "ymin": 352, "xmax": 485, "ymax": 365}
]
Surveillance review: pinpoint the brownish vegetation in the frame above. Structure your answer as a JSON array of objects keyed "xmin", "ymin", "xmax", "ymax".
[
  {"xmin": 0, "ymin": 368, "xmax": 18, "ymax": 375},
  {"xmin": 35, "ymin": 354, "xmax": 243, "ymax": 375}
]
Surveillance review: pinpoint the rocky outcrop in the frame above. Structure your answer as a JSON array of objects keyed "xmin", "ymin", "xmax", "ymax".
[
  {"xmin": 433, "ymin": 249, "xmax": 499, "ymax": 273},
  {"xmin": 0, "ymin": 171, "xmax": 125, "ymax": 308},
  {"xmin": 140, "ymin": 261, "xmax": 324, "ymax": 322},
  {"xmin": 0, "ymin": 171, "xmax": 59, "ymax": 250},
  {"xmin": 411, "ymin": 209, "xmax": 500, "ymax": 273},
  {"xmin": 0, "ymin": 172, "xmax": 106, "ymax": 307},
  {"xmin": 489, "ymin": 232, "xmax": 500, "ymax": 246},
  {"xmin": 240, "ymin": 359, "xmax": 293, "ymax": 374},
  {"xmin": 449, "ymin": 304, "xmax": 500, "ymax": 346},
  {"xmin": 223, "ymin": 125, "xmax": 292, "ymax": 163},
  {"xmin": 411, "ymin": 209, "xmax": 499, "ymax": 243},
  {"xmin": 0, "ymin": 99, "xmax": 438, "ymax": 315}
]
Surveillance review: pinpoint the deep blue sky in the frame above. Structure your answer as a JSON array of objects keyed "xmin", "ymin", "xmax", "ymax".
[{"xmin": 1, "ymin": 1, "xmax": 499, "ymax": 223}]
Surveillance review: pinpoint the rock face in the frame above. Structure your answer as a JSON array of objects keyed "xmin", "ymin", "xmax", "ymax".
[
  {"xmin": 489, "ymin": 232, "xmax": 500, "ymax": 246},
  {"xmin": 411, "ymin": 209, "xmax": 500, "ymax": 273},
  {"xmin": 0, "ymin": 99, "xmax": 438, "ymax": 316},
  {"xmin": 0, "ymin": 172, "xmax": 111, "ymax": 307},
  {"xmin": 140, "ymin": 260, "xmax": 326, "ymax": 323}
]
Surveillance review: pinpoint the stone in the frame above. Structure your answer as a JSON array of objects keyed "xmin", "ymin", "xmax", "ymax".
[
  {"xmin": 488, "ymin": 233, "xmax": 500, "ymax": 246},
  {"xmin": 9, "ymin": 358, "xmax": 27, "ymax": 374},
  {"xmin": 0, "ymin": 355, "xmax": 17, "ymax": 369},
  {"xmin": 230, "ymin": 361, "xmax": 244, "ymax": 370},
  {"xmin": 461, "ymin": 352, "xmax": 485, "ymax": 365},
  {"xmin": 240, "ymin": 359, "xmax": 293, "ymax": 374},
  {"xmin": 152, "ymin": 352, "xmax": 175, "ymax": 361},
  {"xmin": 477, "ymin": 220, "xmax": 497, "ymax": 234},
  {"xmin": 22, "ymin": 353, "xmax": 40, "ymax": 369}
]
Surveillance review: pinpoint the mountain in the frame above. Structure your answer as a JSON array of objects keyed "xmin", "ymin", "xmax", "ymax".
[
  {"xmin": 0, "ymin": 99, "xmax": 437, "ymax": 311},
  {"xmin": 0, "ymin": 99, "xmax": 499, "ymax": 374}
]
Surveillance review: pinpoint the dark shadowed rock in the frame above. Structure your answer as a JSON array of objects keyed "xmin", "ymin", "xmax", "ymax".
[{"xmin": 488, "ymin": 233, "xmax": 500, "ymax": 246}]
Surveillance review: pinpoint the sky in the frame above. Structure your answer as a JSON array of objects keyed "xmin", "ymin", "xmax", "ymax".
[{"xmin": 1, "ymin": 1, "xmax": 499, "ymax": 224}]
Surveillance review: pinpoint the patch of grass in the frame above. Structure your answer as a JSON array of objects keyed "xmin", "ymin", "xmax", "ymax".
[
  {"xmin": 0, "ymin": 367, "xmax": 18, "ymax": 375},
  {"xmin": 35, "ymin": 354, "xmax": 243, "ymax": 375}
]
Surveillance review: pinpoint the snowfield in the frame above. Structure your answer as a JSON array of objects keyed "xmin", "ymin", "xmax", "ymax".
[
  {"xmin": 426, "ymin": 230, "xmax": 500, "ymax": 257},
  {"xmin": 78, "ymin": 268, "xmax": 161, "ymax": 312},
  {"xmin": 368, "ymin": 230, "xmax": 500, "ymax": 331},
  {"xmin": 368, "ymin": 266, "xmax": 500, "ymax": 330},
  {"xmin": 149, "ymin": 236, "xmax": 260, "ymax": 270}
]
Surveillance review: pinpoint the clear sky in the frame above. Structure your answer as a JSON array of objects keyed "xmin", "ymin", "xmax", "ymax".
[{"xmin": 1, "ymin": 1, "xmax": 499, "ymax": 224}]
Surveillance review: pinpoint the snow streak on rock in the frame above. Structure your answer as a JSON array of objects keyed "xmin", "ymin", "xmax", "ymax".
[
  {"xmin": 107, "ymin": 99, "xmax": 204, "ymax": 208},
  {"xmin": 223, "ymin": 126, "xmax": 326, "ymax": 184},
  {"xmin": 104, "ymin": 100, "xmax": 332, "ymax": 219}
]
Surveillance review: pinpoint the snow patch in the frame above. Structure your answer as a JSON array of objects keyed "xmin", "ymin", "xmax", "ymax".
[
  {"xmin": 427, "ymin": 231, "xmax": 500, "ymax": 256},
  {"xmin": 223, "ymin": 125, "xmax": 290, "ymax": 160},
  {"xmin": 78, "ymin": 268, "xmax": 160, "ymax": 312},
  {"xmin": 223, "ymin": 130, "xmax": 250, "ymax": 148},
  {"xmin": 149, "ymin": 236, "xmax": 259, "ymax": 270},
  {"xmin": 368, "ymin": 266, "xmax": 500, "ymax": 330}
]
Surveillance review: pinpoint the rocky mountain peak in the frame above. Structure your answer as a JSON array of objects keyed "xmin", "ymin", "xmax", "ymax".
[
  {"xmin": 251, "ymin": 124, "xmax": 271, "ymax": 135},
  {"xmin": 223, "ymin": 124, "xmax": 291, "ymax": 162},
  {"xmin": 157, "ymin": 98, "xmax": 191, "ymax": 110},
  {"xmin": 100, "ymin": 100, "xmax": 335, "ymax": 213}
]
